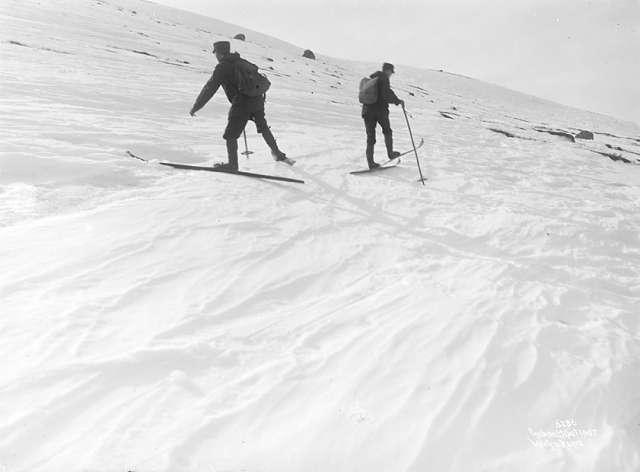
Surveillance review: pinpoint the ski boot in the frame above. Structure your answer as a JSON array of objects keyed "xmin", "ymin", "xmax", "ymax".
[
  {"xmin": 368, "ymin": 161, "xmax": 381, "ymax": 170},
  {"xmin": 219, "ymin": 139, "xmax": 240, "ymax": 171},
  {"xmin": 366, "ymin": 144, "xmax": 379, "ymax": 170},
  {"xmin": 271, "ymin": 149, "xmax": 288, "ymax": 162},
  {"xmin": 213, "ymin": 161, "xmax": 238, "ymax": 172}
]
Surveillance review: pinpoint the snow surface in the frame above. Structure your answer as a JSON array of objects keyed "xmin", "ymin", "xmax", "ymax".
[{"xmin": 1, "ymin": 1, "xmax": 640, "ymax": 471}]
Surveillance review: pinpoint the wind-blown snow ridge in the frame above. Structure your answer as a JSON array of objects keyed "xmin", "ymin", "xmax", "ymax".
[{"xmin": 1, "ymin": 1, "xmax": 639, "ymax": 471}]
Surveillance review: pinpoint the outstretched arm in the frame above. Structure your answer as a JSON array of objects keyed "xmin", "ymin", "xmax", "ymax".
[
  {"xmin": 384, "ymin": 84, "xmax": 402, "ymax": 106},
  {"xmin": 378, "ymin": 75, "xmax": 402, "ymax": 106},
  {"xmin": 190, "ymin": 68, "xmax": 222, "ymax": 116}
]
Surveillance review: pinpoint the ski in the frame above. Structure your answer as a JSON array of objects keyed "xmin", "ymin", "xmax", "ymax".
[
  {"xmin": 397, "ymin": 138, "xmax": 424, "ymax": 158},
  {"xmin": 350, "ymin": 159, "xmax": 400, "ymax": 175},
  {"xmin": 126, "ymin": 151, "xmax": 303, "ymax": 184},
  {"xmin": 349, "ymin": 138, "xmax": 424, "ymax": 175},
  {"xmin": 158, "ymin": 161, "xmax": 305, "ymax": 184}
]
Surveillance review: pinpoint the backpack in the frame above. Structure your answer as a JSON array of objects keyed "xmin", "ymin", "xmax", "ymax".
[
  {"xmin": 358, "ymin": 76, "xmax": 379, "ymax": 104},
  {"xmin": 234, "ymin": 58, "xmax": 271, "ymax": 97}
]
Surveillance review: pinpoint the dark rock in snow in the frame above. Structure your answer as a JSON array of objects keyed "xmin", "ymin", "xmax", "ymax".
[
  {"xmin": 575, "ymin": 130, "xmax": 594, "ymax": 140},
  {"xmin": 488, "ymin": 128, "xmax": 536, "ymax": 141},
  {"xmin": 592, "ymin": 150, "xmax": 631, "ymax": 163},
  {"xmin": 489, "ymin": 128, "xmax": 517, "ymax": 138},
  {"xmin": 303, "ymin": 49, "xmax": 316, "ymax": 60},
  {"xmin": 605, "ymin": 143, "xmax": 640, "ymax": 158},
  {"xmin": 534, "ymin": 127, "xmax": 576, "ymax": 142},
  {"xmin": 7, "ymin": 40, "xmax": 28, "ymax": 47},
  {"xmin": 131, "ymin": 49, "xmax": 157, "ymax": 58},
  {"xmin": 6, "ymin": 39, "xmax": 72, "ymax": 55},
  {"xmin": 233, "ymin": 33, "xmax": 246, "ymax": 41}
]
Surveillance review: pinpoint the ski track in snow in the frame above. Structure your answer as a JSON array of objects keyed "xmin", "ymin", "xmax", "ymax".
[{"xmin": 1, "ymin": 1, "xmax": 640, "ymax": 471}]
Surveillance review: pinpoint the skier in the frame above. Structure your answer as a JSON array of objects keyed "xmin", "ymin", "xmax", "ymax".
[
  {"xmin": 189, "ymin": 41, "xmax": 287, "ymax": 171},
  {"xmin": 361, "ymin": 62, "xmax": 404, "ymax": 169}
]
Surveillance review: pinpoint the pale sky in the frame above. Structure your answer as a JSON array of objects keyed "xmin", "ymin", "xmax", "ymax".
[{"xmin": 156, "ymin": 0, "xmax": 640, "ymax": 124}]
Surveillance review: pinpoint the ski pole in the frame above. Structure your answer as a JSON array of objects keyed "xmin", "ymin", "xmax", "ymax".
[
  {"xmin": 241, "ymin": 130, "xmax": 253, "ymax": 157},
  {"xmin": 402, "ymin": 104, "xmax": 425, "ymax": 185}
]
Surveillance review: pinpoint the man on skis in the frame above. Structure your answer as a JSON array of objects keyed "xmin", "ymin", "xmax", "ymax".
[
  {"xmin": 361, "ymin": 62, "xmax": 404, "ymax": 169},
  {"xmin": 189, "ymin": 41, "xmax": 287, "ymax": 171}
]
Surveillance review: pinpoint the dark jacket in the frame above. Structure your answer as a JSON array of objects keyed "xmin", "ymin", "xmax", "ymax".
[
  {"xmin": 191, "ymin": 53, "xmax": 243, "ymax": 114},
  {"xmin": 363, "ymin": 71, "xmax": 401, "ymax": 115}
]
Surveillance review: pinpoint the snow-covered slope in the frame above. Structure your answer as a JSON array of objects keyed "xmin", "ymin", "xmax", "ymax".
[{"xmin": 1, "ymin": 1, "xmax": 639, "ymax": 471}]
